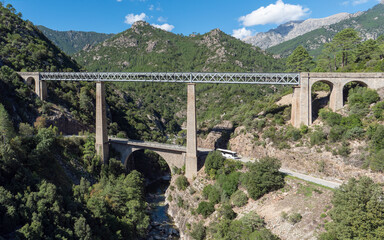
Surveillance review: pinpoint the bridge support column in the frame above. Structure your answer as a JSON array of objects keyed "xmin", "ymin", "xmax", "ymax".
[
  {"xmin": 329, "ymin": 82, "xmax": 343, "ymax": 112},
  {"xmin": 291, "ymin": 73, "xmax": 311, "ymax": 127},
  {"xmin": 95, "ymin": 82, "xmax": 109, "ymax": 164},
  {"xmin": 36, "ymin": 80, "xmax": 47, "ymax": 101},
  {"xmin": 186, "ymin": 83, "xmax": 197, "ymax": 179}
]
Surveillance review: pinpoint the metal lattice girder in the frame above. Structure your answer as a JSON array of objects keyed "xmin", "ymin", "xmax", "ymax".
[{"xmin": 39, "ymin": 72, "xmax": 300, "ymax": 85}]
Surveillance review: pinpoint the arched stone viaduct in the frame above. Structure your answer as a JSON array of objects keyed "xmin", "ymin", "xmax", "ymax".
[
  {"xmin": 16, "ymin": 71, "xmax": 384, "ymax": 177},
  {"xmin": 291, "ymin": 72, "xmax": 384, "ymax": 127}
]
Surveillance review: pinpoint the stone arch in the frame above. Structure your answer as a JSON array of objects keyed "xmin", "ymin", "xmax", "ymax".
[
  {"xmin": 342, "ymin": 80, "xmax": 371, "ymax": 105},
  {"xmin": 26, "ymin": 76, "xmax": 36, "ymax": 89},
  {"xmin": 121, "ymin": 147, "xmax": 185, "ymax": 173},
  {"xmin": 310, "ymin": 79, "xmax": 334, "ymax": 122}
]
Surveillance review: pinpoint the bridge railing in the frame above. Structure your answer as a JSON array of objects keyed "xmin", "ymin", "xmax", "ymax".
[{"xmin": 39, "ymin": 72, "xmax": 300, "ymax": 85}]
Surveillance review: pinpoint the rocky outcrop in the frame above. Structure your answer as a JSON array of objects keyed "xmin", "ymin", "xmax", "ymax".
[
  {"xmin": 244, "ymin": 12, "xmax": 355, "ymax": 49},
  {"xmin": 45, "ymin": 105, "xmax": 89, "ymax": 135},
  {"xmin": 229, "ymin": 126, "xmax": 384, "ymax": 184},
  {"xmin": 197, "ymin": 121, "xmax": 234, "ymax": 149}
]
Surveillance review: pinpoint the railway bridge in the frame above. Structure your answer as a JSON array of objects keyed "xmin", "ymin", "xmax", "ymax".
[{"xmin": 17, "ymin": 71, "xmax": 384, "ymax": 178}]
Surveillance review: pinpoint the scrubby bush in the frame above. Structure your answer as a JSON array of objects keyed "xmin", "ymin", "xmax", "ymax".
[
  {"xmin": 288, "ymin": 213, "xmax": 302, "ymax": 224},
  {"xmin": 202, "ymin": 184, "xmax": 221, "ymax": 204},
  {"xmin": 368, "ymin": 149, "xmax": 384, "ymax": 172},
  {"xmin": 175, "ymin": 175, "xmax": 189, "ymax": 191},
  {"xmin": 373, "ymin": 101, "xmax": 384, "ymax": 119},
  {"xmin": 243, "ymin": 157, "xmax": 284, "ymax": 200},
  {"xmin": 329, "ymin": 125, "xmax": 346, "ymax": 142},
  {"xmin": 231, "ymin": 190, "xmax": 248, "ymax": 207},
  {"xmin": 190, "ymin": 222, "xmax": 206, "ymax": 240},
  {"xmin": 218, "ymin": 203, "xmax": 237, "ymax": 220},
  {"xmin": 370, "ymin": 125, "xmax": 384, "ymax": 152},
  {"xmin": 196, "ymin": 201, "xmax": 215, "ymax": 218},
  {"xmin": 204, "ymin": 151, "xmax": 225, "ymax": 177},
  {"xmin": 310, "ymin": 129, "xmax": 327, "ymax": 146},
  {"xmin": 319, "ymin": 109, "xmax": 342, "ymax": 126},
  {"xmin": 217, "ymin": 172, "xmax": 241, "ymax": 198}
]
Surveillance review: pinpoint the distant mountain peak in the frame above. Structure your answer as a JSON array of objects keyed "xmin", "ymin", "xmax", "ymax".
[
  {"xmin": 131, "ymin": 21, "xmax": 150, "ymax": 28},
  {"xmin": 244, "ymin": 12, "xmax": 354, "ymax": 49}
]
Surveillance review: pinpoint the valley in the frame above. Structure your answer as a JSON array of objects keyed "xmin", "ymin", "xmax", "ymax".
[{"xmin": 1, "ymin": 1, "xmax": 384, "ymax": 240}]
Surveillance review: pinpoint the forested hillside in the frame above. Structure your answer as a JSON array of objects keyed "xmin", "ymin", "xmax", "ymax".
[
  {"xmin": 268, "ymin": 3, "xmax": 384, "ymax": 57},
  {"xmin": 37, "ymin": 25, "xmax": 114, "ymax": 55},
  {"xmin": 75, "ymin": 21, "xmax": 284, "ymax": 72}
]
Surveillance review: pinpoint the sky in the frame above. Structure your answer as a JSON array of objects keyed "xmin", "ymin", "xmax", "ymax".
[{"xmin": 6, "ymin": 0, "xmax": 383, "ymax": 39}]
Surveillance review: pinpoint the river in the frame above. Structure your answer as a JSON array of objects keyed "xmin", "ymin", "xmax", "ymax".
[{"xmin": 145, "ymin": 176, "xmax": 180, "ymax": 240}]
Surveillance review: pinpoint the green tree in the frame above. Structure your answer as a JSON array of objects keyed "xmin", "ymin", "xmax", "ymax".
[
  {"xmin": 331, "ymin": 28, "xmax": 361, "ymax": 68},
  {"xmin": 320, "ymin": 177, "xmax": 384, "ymax": 239},
  {"xmin": 204, "ymin": 151, "xmax": 225, "ymax": 177},
  {"xmin": 286, "ymin": 45, "xmax": 314, "ymax": 72},
  {"xmin": 0, "ymin": 104, "xmax": 15, "ymax": 143}
]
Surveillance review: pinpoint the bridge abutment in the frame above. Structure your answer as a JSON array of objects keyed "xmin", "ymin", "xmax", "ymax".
[
  {"xmin": 186, "ymin": 83, "xmax": 197, "ymax": 179},
  {"xmin": 95, "ymin": 82, "xmax": 109, "ymax": 164},
  {"xmin": 17, "ymin": 72, "xmax": 47, "ymax": 100}
]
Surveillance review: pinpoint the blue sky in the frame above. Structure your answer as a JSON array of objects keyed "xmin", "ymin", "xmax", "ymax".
[{"xmin": 7, "ymin": 0, "xmax": 383, "ymax": 38}]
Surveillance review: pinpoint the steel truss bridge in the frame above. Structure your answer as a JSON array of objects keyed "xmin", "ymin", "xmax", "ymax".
[{"xmin": 39, "ymin": 72, "xmax": 300, "ymax": 85}]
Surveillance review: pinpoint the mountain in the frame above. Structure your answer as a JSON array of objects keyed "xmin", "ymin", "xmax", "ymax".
[
  {"xmin": 37, "ymin": 25, "xmax": 114, "ymax": 55},
  {"xmin": 74, "ymin": 21, "xmax": 284, "ymax": 72},
  {"xmin": 244, "ymin": 12, "xmax": 357, "ymax": 49},
  {"xmin": 268, "ymin": 3, "xmax": 384, "ymax": 57}
]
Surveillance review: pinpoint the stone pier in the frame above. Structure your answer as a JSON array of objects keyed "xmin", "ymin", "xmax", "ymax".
[
  {"xmin": 186, "ymin": 83, "xmax": 197, "ymax": 179},
  {"xmin": 95, "ymin": 82, "xmax": 109, "ymax": 164}
]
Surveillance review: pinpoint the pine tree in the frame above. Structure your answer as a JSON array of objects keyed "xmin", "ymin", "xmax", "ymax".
[{"xmin": 286, "ymin": 45, "xmax": 314, "ymax": 72}]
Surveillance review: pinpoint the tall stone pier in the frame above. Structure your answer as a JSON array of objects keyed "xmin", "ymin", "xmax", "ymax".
[
  {"xmin": 186, "ymin": 83, "xmax": 197, "ymax": 179},
  {"xmin": 95, "ymin": 82, "xmax": 109, "ymax": 164}
]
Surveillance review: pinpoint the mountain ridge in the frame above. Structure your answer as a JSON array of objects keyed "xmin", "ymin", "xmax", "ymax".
[
  {"xmin": 244, "ymin": 12, "xmax": 359, "ymax": 49},
  {"xmin": 37, "ymin": 25, "xmax": 114, "ymax": 55}
]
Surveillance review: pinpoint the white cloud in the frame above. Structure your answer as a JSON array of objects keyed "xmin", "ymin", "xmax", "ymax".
[
  {"xmin": 232, "ymin": 28, "xmax": 253, "ymax": 40},
  {"xmin": 239, "ymin": 0, "xmax": 310, "ymax": 26},
  {"xmin": 157, "ymin": 16, "xmax": 167, "ymax": 22},
  {"xmin": 117, "ymin": 0, "xmax": 122, "ymax": 2},
  {"xmin": 152, "ymin": 23, "xmax": 175, "ymax": 31},
  {"xmin": 124, "ymin": 13, "xmax": 147, "ymax": 25},
  {"xmin": 149, "ymin": 4, "xmax": 154, "ymax": 11},
  {"xmin": 352, "ymin": 0, "xmax": 369, "ymax": 4}
]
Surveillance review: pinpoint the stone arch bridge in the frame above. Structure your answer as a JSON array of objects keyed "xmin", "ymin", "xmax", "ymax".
[{"xmin": 16, "ymin": 72, "xmax": 384, "ymax": 178}]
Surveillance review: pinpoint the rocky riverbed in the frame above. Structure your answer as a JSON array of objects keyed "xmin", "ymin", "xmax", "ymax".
[{"xmin": 145, "ymin": 176, "xmax": 180, "ymax": 240}]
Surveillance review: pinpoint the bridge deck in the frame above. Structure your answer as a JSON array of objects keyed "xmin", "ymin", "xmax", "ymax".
[
  {"xmin": 39, "ymin": 72, "xmax": 300, "ymax": 85},
  {"xmin": 109, "ymin": 137, "xmax": 212, "ymax": 153}
]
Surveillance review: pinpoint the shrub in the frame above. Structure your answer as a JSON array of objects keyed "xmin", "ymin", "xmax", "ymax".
[
  {"xmin": 310, "ymin": 130, "xmax": 327, "ymax": 146},
  {"xmin": 218, "ymin": 203, "xmax": 237, "ymax": 220},
  {"xmin": 175, "ymin": 175, "xmax": 189, "ymax": 191},
  {"xmin": 204, "ymin": 151, "xmax": 225, "ymax": 177},
  {"xmin": 202, "ymin": 185, "xmax": 221, "ymax": 204},
  {"xmin": 244, "ymin": 157, "xmax": 285, "ymax": 200},
  {"xmin": 288, "ymin": 213, "xmax": 302, "ymax": 224},
  {"xmin": 190, "ymin": 222, "xmax": 206, "ymax": 240},
  {"xmin": 371, "ymin": 125, "xmax": 384, "ymax": 152},
  {"xmin": 319, "ymin": 109, "xmax": 342, "ymax": 126},
  {"xmin": 340, "ymin": 114, "xmax": 362, "ymax": 129},
  {"xmin": 368, "ymin": 149, "xmax": 384, "ymax": 172},
  {"xmin": 373, "ymin": 101, "xmax": 384, "ymax": 119},
  {"xmin": 231, "ymin": 190, "xmax": 248, "ymax": 207},
  {"xmin": 217, "ymin": 172, "xmax": 241, "ymax": 198},
  {"xmin": 329, "ymin": 125, "xmax": 346, "ymax": 142},
  {"xmin": 196, "ymin": 201, "xmax": 215, "ymax": 218}
]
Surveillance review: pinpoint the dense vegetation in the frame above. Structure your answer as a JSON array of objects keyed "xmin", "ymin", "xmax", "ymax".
[
  {"xmin": 37, "ymin": 25, "xmax": 114, "ymax": 55},
  {"xmin": 172, "ymin": 151, "xmax": 284, "ymax": 239},
  {"xmin": 75, "ymin": 21, "xmax": 284, "ymax": 73}
]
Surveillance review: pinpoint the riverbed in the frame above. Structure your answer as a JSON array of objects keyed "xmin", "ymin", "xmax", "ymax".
[{"xmin": 145, "ymin": 176, "xmax": 180, "ymax": 240}]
